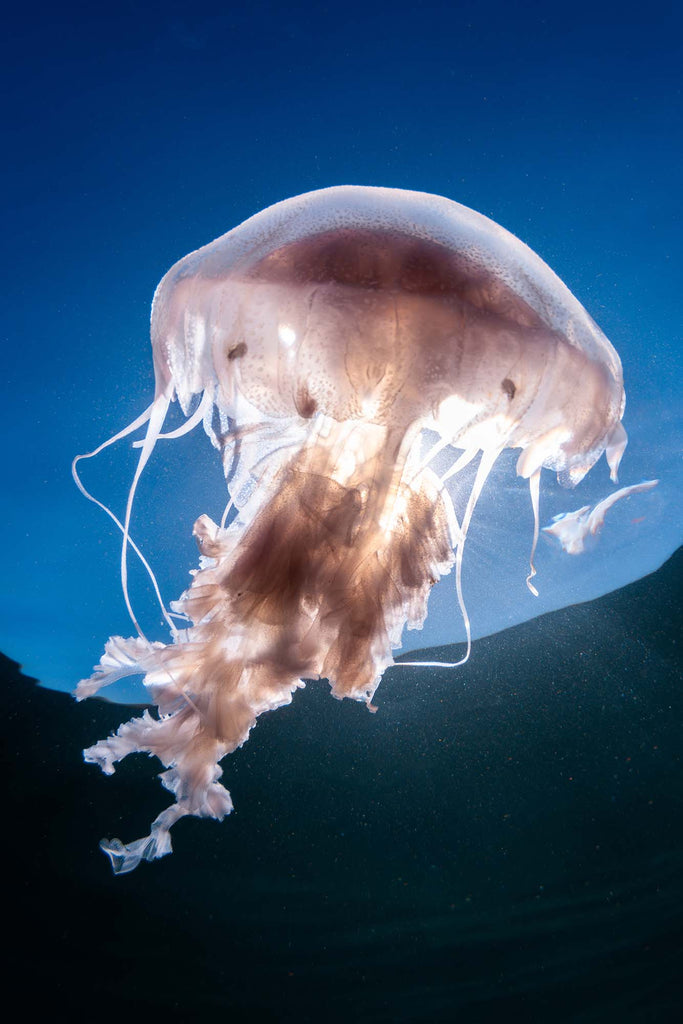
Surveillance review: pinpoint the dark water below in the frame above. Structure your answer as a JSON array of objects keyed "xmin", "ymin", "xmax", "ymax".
[{"xmin": 4, "ymin": 550, "xmax": 682, "ymax": 1022}]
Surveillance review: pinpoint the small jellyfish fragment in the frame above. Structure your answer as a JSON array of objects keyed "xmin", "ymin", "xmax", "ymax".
[{"xmin": 543, "ymin": 479, "xmax": 659, "ymax": 555}]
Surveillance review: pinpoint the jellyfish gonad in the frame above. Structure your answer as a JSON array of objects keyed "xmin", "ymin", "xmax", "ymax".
[{"xmin": 74, "ymin": 186, "xmax": 654, "ymax": 873}]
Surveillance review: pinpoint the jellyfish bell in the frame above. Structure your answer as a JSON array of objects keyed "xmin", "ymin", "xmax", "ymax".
[{"xmin": 74, "ymin": 186, "xmax": 650, "ymax": 873}]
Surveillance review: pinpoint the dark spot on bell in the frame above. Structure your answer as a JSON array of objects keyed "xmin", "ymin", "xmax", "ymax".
[
  {"xmin": 228, "ymin": 342, "xmax": 247, "ymax": 361},
  {"xmin": 296, "ymin": 387, "xmax": 318, "ymax": 419},
  {"xmin": 501, "ymin": 378, "xmax": 516, "ymax": 400}
]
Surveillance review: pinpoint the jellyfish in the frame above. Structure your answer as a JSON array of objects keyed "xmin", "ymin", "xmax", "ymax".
[{"xmin": 74, "ymin": 186, "xmax": 653, "ymax": 873}]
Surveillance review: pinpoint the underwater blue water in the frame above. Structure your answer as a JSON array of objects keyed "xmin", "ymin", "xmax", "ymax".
[{"xmin": 1, "ymin": 2, "xmax": 680, "ymax": 698}]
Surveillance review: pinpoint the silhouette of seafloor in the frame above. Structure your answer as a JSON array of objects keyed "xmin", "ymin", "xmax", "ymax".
[{"xmin": 3, "ymin": 549, "xmax": 682, "ymax": 1022}]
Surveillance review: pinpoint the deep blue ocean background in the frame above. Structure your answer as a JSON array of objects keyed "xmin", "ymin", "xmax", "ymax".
[{"xmin": 2, "ymin": 2, "xmax": 681, "ymax": 1020}]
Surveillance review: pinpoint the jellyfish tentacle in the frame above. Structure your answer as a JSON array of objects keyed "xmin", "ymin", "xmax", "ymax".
[
  {"xmin": 439, "ymin": 446, "xmax": 480, "ymax": 486},
  {"xmin": 220, "ymin": 494, "xmax": 235, "ymax": 530},
  {"xmin": 221, "ymin": 434, "xmax": 301, "ymax": 523},
  {"xmin": 72, "ymin": 396, "xmax": 177, "ymax": 633},
  {"xmin": 70, "ymin": 480, "xmax": 171, "ymax": 630},
  {"xmin": 454, "ymin": 446, "xmax": 507, "ymax": 662},
  {"xmin": 398, "ymin": 445, "xmax": 503, "ymax": 670},
  {"xmin": 408, "ymin": 435, "xmax": 453, "ymax": 487},
  {"xmin": 72, "ymin": 402, "xmax": 154, "ymax": 469},
  {"xmin": 526, "ymin": 468, "xmax": 541, "ymax": 597},
  {"xmin": 605, "ymin": 421, "xmax": 628, "ymax": 483},
  {"xmin": 131, "ymin": 387, "xmax": 213, "ymax": 446},
  {"xmin": 120, "ymin": 393, "xmax": 173, "ymax": 639}
]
